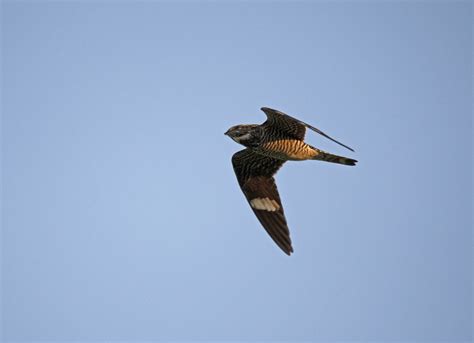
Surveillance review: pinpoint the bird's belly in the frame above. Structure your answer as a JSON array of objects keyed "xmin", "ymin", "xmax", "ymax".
[{"xmin": 260, "ymin": 139, "xmax": 317, "ymax": 161}]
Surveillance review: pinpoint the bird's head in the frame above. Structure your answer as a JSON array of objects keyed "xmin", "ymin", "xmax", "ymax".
[{"xmin": 225, "ymin": 124, "xmax": 260, "ymax": 147}]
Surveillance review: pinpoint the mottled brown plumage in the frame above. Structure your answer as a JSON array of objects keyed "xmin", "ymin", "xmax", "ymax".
[{"xmin": 225, "ymin": 107, "xmax": 357, "ymax": 255}]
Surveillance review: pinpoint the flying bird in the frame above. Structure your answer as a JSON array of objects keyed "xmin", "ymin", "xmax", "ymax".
[{"xmin": 225, "ymin": 107, "xmax": 357, "ymax": 255}]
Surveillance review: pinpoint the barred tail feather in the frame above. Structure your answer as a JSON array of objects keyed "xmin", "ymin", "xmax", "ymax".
[{"xmin": 312, "ymin": 149, "xmax": 357, "ymax": 166}]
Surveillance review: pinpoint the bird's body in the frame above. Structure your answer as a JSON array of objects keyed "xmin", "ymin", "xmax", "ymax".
[
  {"xmin": 260, "ymin": 138, "xmax": 317, "ymax": 160},
  {"xmin": 225, "ymin": 107, "xmax": 357, "ymax": 255}
]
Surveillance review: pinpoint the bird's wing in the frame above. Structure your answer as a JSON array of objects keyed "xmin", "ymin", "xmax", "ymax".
[
  {"xmin": 231, "ymin": 149, "xmax": 293, "ymax": 255},
  {"xmin": 261, "ymin": 107, "xmax": 354, "ymax": 152}
]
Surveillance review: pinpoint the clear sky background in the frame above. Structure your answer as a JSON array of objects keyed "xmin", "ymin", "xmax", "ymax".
[{"xmin": 1, "ymin": 1, "xmax": 472, "ymax": 342}]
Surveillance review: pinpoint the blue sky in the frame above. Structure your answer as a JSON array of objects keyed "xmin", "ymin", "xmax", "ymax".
[{"xmin": 2, "ymin": 1, "xmax": 472, "ymax": 341}]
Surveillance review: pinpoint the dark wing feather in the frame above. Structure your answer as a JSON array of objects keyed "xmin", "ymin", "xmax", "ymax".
[
  {"xmin": 231, "ymin": 149, "xmax": 293, "ymax": 255},
  {"xmin": 261, "ymin": 107, "xmax": 354, "ymax": 152}
]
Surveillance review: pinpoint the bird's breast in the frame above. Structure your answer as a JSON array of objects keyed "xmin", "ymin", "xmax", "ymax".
[{"xmin": 259, "ymin": 139, "xmax": 317, "ymax": 161}]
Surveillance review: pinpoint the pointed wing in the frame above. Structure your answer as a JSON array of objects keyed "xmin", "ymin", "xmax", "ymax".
[
  {"xmin": 231, "ymin": 149, "xmax": 293, "ymax": 255},
  {"xmin": 261, "ymin": 107, "xmax": 354, "ymax": 152}
]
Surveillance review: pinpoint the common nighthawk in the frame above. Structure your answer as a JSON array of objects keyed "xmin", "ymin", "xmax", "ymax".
[{"xmin": 225, "ymin": 107, "xmax": 357, "ymax": 255}]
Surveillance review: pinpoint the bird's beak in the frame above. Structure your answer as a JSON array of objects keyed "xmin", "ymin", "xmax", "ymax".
[{"xmin": 224, "ymin": 130, "xmax": 229, "ymax": 136}]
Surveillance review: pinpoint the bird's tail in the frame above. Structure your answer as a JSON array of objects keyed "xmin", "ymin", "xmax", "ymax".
[{"xmin": 312, "ymin": 148, "xmax": 357, "ymax": 166}]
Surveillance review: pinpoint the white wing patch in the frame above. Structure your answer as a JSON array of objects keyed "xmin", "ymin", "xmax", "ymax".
[{"xmin": 250, "ymin": 197, "xmax": 280, "ymax": 212}]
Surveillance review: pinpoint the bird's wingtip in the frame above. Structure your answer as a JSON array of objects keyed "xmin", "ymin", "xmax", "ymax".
[
  {"xmin": 283, "ymin": 246, "xmax": 294, "ymax": 256},
  {"xmin": 261, "ymin": 106, "xmax": 276, "ymax": 112}
]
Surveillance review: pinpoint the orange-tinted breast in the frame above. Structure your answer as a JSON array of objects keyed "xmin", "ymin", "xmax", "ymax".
[{"xmin": 261, "ymin": 139, "xmax": 318, "ymax": 161}]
